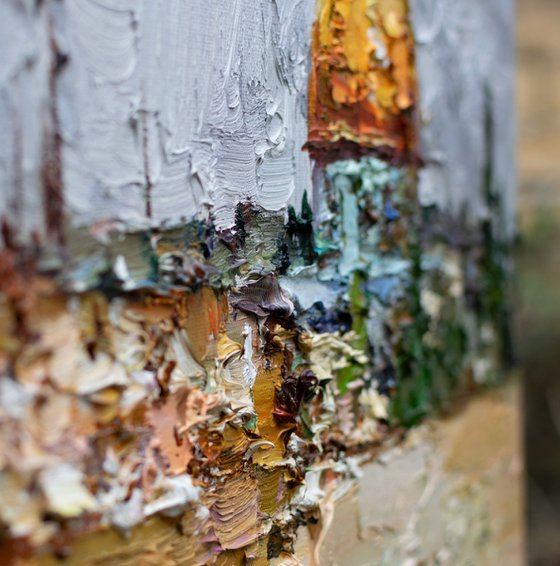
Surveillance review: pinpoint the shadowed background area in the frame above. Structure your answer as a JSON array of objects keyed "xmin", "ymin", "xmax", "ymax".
[{"xmin": 517, "ymin": 0, "xmax": 560, "ymax": 563}]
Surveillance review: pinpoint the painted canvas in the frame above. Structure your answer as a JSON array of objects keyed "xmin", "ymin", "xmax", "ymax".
[{"xmin": 0, "ymin": 0, "xmax": 518, "ymax": 564}]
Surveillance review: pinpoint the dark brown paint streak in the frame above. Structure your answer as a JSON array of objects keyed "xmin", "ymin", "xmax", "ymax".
[
  {"xmin": 141, "ymin": 105, "xmax": 153, "ymax": 220},
  {"xmin": 42, "ymin": 17, "xmax": 67, "ymax": 248},
  {"xmin": 303, "ymin": 137, "xmax": 423, "ymax": 168}
]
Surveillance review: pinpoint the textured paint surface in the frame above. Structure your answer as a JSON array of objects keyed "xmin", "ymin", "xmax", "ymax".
[
  {"xmin": 307, "ymin": 0, "xmax": 418, "ymax": 163},
  {"xmin": 292, "ymin": 381, "xmax": 523, "ymax": 565},
  {"xmin": 0, "ymin": 0, "xmax": 515, "ymax": 240},
  {"xmin": 0, "ymin": 0, "xmax": 516, "ymax": 564},
  {"xmin": 409, "ymin": 0, "xmax": 517, "ymax": 235},
  {"xmin": 1, "ymin": 0, "xmax": 315, "ymax": 236}
]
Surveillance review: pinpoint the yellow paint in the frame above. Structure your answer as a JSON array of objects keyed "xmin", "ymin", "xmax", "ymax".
[
  {"xmin": 252, "ymin": 352, "xmax": 291, "ymax": 467},
  {"xmin": 309, "ymin": 0, "xmax": 417, "ymax": 157}
]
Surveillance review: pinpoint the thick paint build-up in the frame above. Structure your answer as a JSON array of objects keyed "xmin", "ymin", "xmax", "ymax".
[
  {"xmin": 0, "ymin": 0, "xmax": 516, "ymax": 564},
  {"xmin": 307, "ymin": 0, "xmax": 418, "ymax": 163}
]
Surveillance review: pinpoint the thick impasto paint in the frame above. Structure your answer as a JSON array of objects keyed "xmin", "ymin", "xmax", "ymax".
[
  {"xmin": 307, "ymin": 0, "xmax": 418, "ymax": 163},
  {"xmin": 0, "ymin": 0, "xmax": 515, "ymax": 564}
]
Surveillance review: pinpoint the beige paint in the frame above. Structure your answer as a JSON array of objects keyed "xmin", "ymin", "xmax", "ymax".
[{"xmin": 293, "ymin": 381, "xmax": 524, "ymax": 565}]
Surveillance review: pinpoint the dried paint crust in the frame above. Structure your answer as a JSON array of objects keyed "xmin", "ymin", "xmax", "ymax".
[
  {"xmin": 0, "ymin": 156, "xmax": 511, "ymax": 564},
  {"xmin": 306, "ymin": 0, "xmax": 418, "ymax": 164},
  {"xmin": 0, "ymin": 0, "xmax": 514, "ymax": 563}
]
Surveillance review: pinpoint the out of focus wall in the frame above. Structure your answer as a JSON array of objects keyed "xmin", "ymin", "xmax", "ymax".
[{"xmin": 518, "ymin": 0, "xmax": 560, "ymax": 563}]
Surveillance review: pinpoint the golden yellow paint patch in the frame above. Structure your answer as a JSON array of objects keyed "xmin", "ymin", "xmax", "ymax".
[
  {"xmin": 256, "ymin": 466, "xmax": 283, "ymax": 516},
  {"xmin": 252, "ymin": 352, "xmax": 292, "ymax": 467},
  {"xmin": 308, "ymin": 0, "xmax": 418, "ymax": 162}
]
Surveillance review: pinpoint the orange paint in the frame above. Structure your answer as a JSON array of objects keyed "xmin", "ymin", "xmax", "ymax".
[{"xmin": 307, "ymin": 0, "xmax": 418, "ymax": 163}]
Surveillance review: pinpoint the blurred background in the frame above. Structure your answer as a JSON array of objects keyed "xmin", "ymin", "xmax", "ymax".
[{"xmin": 517, "ymin": 0, "xmax": 560, "ymax": 563}]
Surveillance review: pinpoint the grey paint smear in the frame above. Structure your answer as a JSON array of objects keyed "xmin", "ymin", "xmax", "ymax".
[
  {"xmin": 0, "ymin": 1, "xmax": 52, "ymax": 242},
  {"xmin": 409, "ymin": 0, "xmax": 516, "ymax": 236},
  {"xmin": 279, "ymin": 275, "xmax": 340, "ymax": 311},
  {"xmin": 56, "ymin": 0, "xmax": 314, "ymax": 232}
]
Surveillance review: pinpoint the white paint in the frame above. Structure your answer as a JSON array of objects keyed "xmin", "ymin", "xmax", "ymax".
[
  {"xmin": 410, "ymin": 0, "xmax": 516, "ymax": 235},
  {"xmin": 39, "ymin": 464, "xmax": 98, "ymax": 517},
  {"xmin": 0, "ymin": 0, "xmax": 51, "ymax": 243},
  {"xmin": 242, "ymin": 324, "xmax": 257, "ymax": 390},
  {"xmin": 55, "ymin": 0, "xmax": 315, "ymax": 231},
  {"xmin": 0, "ymin": 0, "xmax": 516, "ymax": 243},
  {"xmin": 143, "ymin": 474, "xmax": 200, "ymax": 517}
]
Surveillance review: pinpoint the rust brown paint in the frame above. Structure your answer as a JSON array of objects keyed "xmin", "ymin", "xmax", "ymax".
[{"xmin": 307, "ymin": 0, "xmax": 418, "ymax": 164}]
